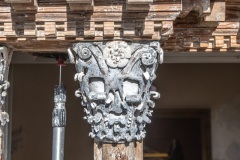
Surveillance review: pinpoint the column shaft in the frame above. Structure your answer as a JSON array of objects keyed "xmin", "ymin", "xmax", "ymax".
[{"xmin": 0, "ymin": 46, "xmax": 13, "ymax": 160}]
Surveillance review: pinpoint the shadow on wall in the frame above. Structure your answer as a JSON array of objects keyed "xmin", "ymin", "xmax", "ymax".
[
  {"xmin": 226, "ymin": 141, "xmax": 240, "ymax": 160},
  {"xmin": 212, "ymin": 95, "xmax": 240, "ymax": 160}
]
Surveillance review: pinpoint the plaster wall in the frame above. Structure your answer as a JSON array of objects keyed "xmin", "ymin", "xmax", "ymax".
[
  {"xmin": 11, "ymin": 64, "xmax": 93, "ymax": 160},
  {"xmin": 155, "ymin": 64, "xmax": 240, "ymax": 160},
  {"xmin": 10, "ymin": 63, "xmax": 240, "ymax": 160}
]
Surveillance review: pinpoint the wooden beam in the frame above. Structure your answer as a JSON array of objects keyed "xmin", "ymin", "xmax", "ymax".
[
  {"xmin": 94, "ymin": 141, "xmax": 143, "ymax": 160},
  {"xmin": 67, "ymin": 0, "xmax": 92, "ymax": 3},
  {"xmin": 104, "ymin": 22, "xmax": 114, "ymax": 37},
  {"xmin": 4, "ymin": 0, "xmax": 31, "ymax": 3},
  {"xmin": 205, "ymin": 1, "xmax": 226, "ymax": 21},
  {"xmin": 4, "ymin": 0, "xmax": 38, "ymax": 10},
  {"xmin": 143, "ymin": 21, "xmax": 154, "ymax": 36},
  {"xmin": 24, "ymin": 23, "xmax": 36, "ymax": 36},
  {"xmin": 127, "ymin": 0, "xmax": 153, "ymax": 4},
  {"xmin": 67, "ymin": 0, "xmax": 93, "ymax": 11},
  {"xmin": 84, "ymin": 21, "xmax": 95, "ymax": 37}
]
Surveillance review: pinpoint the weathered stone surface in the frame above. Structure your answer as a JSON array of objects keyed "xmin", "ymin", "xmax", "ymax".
[
  {"xmin": 68, "ymin": 41, "xmax": 163, "ymax": 143},
  {"xmin": 0, "ymin": 46, "xmax": 12, "ymax": 159}
]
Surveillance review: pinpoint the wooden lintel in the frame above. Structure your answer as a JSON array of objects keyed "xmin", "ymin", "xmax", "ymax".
[
  {"xmin": 68, "ymin": 3, "xmax": 93, "ymax": 11},
  {"xmin": 67, "ymin": 0, "xmax": 93, "ymax": 10},
  {"xmin": 67, "ymin": 0, "xmax": 92, "ymax": 3},
  {"xmin": 4, "ymin": 0, "xmax": 31, "ymax": 3},
  {"xmin": 127, "ymin": 0, "xmax": 153, "ymax": 5},
  {"xmin": 5, "ymin": 0, "xmax": 38, "ymax": 10}
]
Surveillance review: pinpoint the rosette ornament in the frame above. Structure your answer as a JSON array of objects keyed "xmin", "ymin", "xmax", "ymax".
[{"xmin": 103, "ymin": 41, "xmax": 131, "ymax": 68}]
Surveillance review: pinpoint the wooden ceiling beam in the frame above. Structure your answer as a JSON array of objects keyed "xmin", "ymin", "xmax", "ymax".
[
  {"xmin": 5, "ymin": 0, "xmax": 38, "ymax": 10},
  {"xmin": 0, "ymin": 0, "xmax": 237, "ymax": 52},
  {"xmin": 127, "ymin": 0, "xmax": 153, "ymax": 4},
  {"xmin": 67, "ymin": 0, "xmax": 93, "ymax": 11},
  {"xmin": 4, "ymin": 0, "xmax": 32, "ymax": 3},
  {"xmin": 205, "ymin": 1, "xmax": 226, "ymax": 21}
]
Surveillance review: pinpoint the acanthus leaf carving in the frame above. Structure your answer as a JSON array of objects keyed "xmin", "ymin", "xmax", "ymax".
[
  {"xmin": 0, "ymin": 46, "xmax": 12, "ymax": 156},
  {"xmin": 68, "ymin": 41, "xmax": 163, "ymax": 143}
]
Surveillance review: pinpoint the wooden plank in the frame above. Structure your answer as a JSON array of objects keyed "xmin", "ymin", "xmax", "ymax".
[
  {"xmin": 31, "ymin": 12, "xmax": 179, "ymax": 22},
  {"xmin": 67, "ymin": 0, "xmax": 92, "ymax": 3},
  {"xmin": 200, "ymin": 36, "xmax": 209, "ymax": 48},
  {"xmin": 84, "ymin": 21, "xmax": 95, "ymax": 37},
  {"xmin": 3, "ymin": 22, "xmax": 16, "ymax": 36},
  {"xmin": 94, "ymin": 5, "xmax": 123, "ymax": 12},
  {"xmin": 230, "ymin": 36, "xmax": 240, "ymax": 47},
  {"xmin": 68, "ymin": 3, "xmax": 93, "ymax": 11},
  {"xmin": 162, "ymin": 21, "xmax": 173, "ymax": 36},
  {"xmin": 4, "ymin": 0, "xmax": 31, "ymax": 3},
  {"xmin": 65, "ymin": 21, "xmax": 76, "ymax": 36},
  {"xmin": 0, "ymin": 6, "xmax": 11, "ymax": 12},
  {"xmin": 126, "ymin": 3, "xmax": 181, "ymax": 12},
  {"xmin": 135, "ymin": 140, "xmax": 143, "ymax": 160},
  {"xmin": 143, "ymin": 21, "xmax": 154, "ymax": 36},
  {"xmin": 123, "ymin": 23, "xmax": 135, "ymax": 36},
  {"xmin": 44, "ymin": 22, "xmax": 56, "ymax": 36},
  {"xmin": 127, "ymin": 0, "xmax": 153, "ymax": 4},
  {"xmin": 205, "ymin": 2, "xmax": 226, "ymax": 21},
  {"xmin": 36, "ymin": 13, "xmax": 67, "ymax": 21},
  {"xmin": 114, "ymin": 29, "xmax": 121, "ymax": 37},
  {"xmin": 217, "ymin": 22, "xmax": 240, "ymax": 29},
  {"xmin": 24, "ymin": 23, "xmax": 36, "ymax": 36},
  {"xmin": 4, "ymin": 11, "xmax": 180, "ymax": 22},
  {"xmin": 67, "ymin": 0, "xmax": 93, "ymax": 10},
  {"xmin": 11, "ymin": 0, "xmax": 38, "ymax": 10},
  {"xmin": 212, "ymin": 29, "xmax": 239, "ymax": 36},
  {"xmin": 104, "ymin": 22, "xmax": 114, "ymax": 37},
  {"xmin": 91, "ymin": 12, "xmax": 180, "ymax": 21},
  {"xmin": 215, "ymin": 36, "xmax": 224, "ymax": 47},
  {"xmin": 94, "ymin": 142, "xmax": 102, "ymax": 160},
  {"xmin": 0, "ymin": 13, "xmax": 12, "ymax": 22},
  {"xmin": 38, "ymin": 6, "xmax": 67, "ymax": 12},
  {"xmin": 101, "ymin": 142, "xmax": 141, "ymax": 160}
]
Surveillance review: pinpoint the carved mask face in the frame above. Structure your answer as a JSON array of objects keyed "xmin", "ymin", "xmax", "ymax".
[{"xmin": 71, "ymin": 41, "xmax": 163, "ymax": 143}]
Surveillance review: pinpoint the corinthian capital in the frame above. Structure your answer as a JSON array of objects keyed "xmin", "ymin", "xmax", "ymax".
[{"xmin": 68, "ymin": 41, "xmax": 163, "ymax": 143}]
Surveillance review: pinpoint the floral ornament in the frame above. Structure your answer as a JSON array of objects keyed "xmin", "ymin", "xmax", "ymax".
[
  {"xmin": 103, "ymin": 41, "xmax": 131, "ymax": 68},
  {"xmin": 141, "ymin": 46, "xmax": 157, "ymax": 66}
]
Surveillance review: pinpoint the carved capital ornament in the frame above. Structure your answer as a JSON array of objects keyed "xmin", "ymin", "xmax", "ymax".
[
  {"xmin": 0, "ymin": 46, "xmax": 12, "ymax": 156},
  {"xmin": 68, "ymin": 41, "xmax": 163, "ymax": 143}
]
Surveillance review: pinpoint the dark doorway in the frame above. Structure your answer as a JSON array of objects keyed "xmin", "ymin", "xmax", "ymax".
[{"xmin": 144, "ymin": 109, "xmax": 211, "ymax": 160}]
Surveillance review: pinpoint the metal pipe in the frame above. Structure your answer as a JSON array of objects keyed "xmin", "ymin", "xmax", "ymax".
[
  {"xmin": 52, "ymin": 127, "xmax": 65, "ymax": 160},
  {"xmin": 52, "ymin": 84, "xmax": 66, "ymax": 160}
]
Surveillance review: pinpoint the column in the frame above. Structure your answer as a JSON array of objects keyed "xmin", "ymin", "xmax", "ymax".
[
  {"xmin": 0, "ymin": 46, "xmax": 13, "ymax": 160},
  {"xmin": 68, "ymin": 41, "xmax": 163, "ymax": 159}
]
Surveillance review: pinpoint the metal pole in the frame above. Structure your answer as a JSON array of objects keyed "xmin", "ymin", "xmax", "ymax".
[{"xmin": 52, "ymin": 63, "xmax": 66, "ymax": 160}]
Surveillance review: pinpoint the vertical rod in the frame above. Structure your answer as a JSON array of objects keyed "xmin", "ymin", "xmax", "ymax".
[
  {"xmin": 52, "ymin": 63, "xmax": 66, "ymax": 160},
  {"xmin": 59, "ymin": 65, "xmax": 62, "ymax": 85},
  {"xmin": 52, "ymin": 127, "xmax": 65, "ymax": 160}
]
